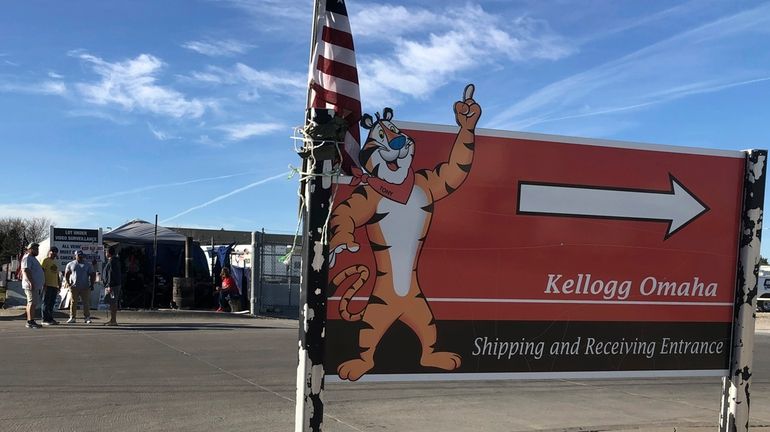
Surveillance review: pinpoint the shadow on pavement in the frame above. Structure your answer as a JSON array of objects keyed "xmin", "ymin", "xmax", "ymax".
[{"xmin": 41, "ymin": 322, "xmax": 292, "ymax": 332}]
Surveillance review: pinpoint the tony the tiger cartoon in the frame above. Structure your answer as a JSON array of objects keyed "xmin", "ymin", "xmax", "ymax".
[{"xmin": 328, "ymin": 84, "xmax": 481, "ymax": 381}]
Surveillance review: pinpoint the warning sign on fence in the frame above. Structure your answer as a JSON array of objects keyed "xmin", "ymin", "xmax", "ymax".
[{"xmin": 51, "ymin": 227, "xmax": 103, "ymax": 269}]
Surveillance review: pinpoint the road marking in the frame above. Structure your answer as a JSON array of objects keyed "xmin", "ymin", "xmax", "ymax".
[{"xmin": 137, "ymin": 330, "xmax": 364, "ymax": 432}]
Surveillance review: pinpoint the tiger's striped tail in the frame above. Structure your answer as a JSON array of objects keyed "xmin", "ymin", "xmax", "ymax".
[{"xmin": 331, "ymin": 265, "xmax": 370, "ymax": 321}]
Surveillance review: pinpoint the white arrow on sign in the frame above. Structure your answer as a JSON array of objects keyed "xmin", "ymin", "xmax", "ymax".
[{"xmin": 517, "ymin": 174, "xmax": 709, "ymax": 239}]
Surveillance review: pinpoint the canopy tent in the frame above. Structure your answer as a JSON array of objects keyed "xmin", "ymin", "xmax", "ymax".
[
  {"xmin": 103, "ymin": 220, "xmax": 186, "ymax": 245},
  {"xmin": 103, "ymin": 220, "xmax": 210, "ymax": 308}
]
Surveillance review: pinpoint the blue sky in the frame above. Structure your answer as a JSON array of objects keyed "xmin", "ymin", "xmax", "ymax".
[{"xmin": 1, "ymin": 1, "xmax": 769, "ymax": 253}]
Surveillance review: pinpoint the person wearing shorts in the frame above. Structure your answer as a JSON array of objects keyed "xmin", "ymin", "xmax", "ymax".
[{"xmin": 21, "ymin": 242, "xmax": 44, "ymax": 329}]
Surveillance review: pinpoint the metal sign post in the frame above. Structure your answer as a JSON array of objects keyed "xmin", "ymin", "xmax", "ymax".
[
  {"xmin": 151, "ymin": 214, "xmax": 158, "ymax": 309},
  {"xmin": 720, "ymin": 149, "xmax": 767, "ymax": 432},
  {"xmin": 250, "ymin": 230, "xmax": 262, "ymax": 316},
  {"xmin": 295, "ymin": 108, "xmax": 346, "ymax": 432}
]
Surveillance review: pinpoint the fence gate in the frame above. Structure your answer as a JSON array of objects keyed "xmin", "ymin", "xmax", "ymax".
[{"xmin": 254, "ymin": 232, "xmax": 302, "ymax": 318}]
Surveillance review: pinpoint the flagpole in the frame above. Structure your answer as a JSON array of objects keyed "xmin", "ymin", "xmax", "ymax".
[
  {"xmin": 300, "ymin": 0, "xmax": 321, "ymax": 203},
  {"xmin": 305, "ymin": 0, "xmax": 321, "ymax": 109},
  {"xmin": 297, "ymin": 1, "xmax": 360, "ymax": 427}
]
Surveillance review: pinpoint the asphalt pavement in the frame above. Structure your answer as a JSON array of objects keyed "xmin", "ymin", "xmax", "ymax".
[{"xmin": 0, "ymin": 310, "xmax": 769, "ymax": 431}]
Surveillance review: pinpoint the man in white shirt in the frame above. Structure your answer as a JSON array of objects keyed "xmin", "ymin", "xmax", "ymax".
[
  {"xmin": 21, "ymin": 242, "xmax": 44, "ymax": 329},
  {"xmin": 64, "ymin": 250, "xmax": 95, "ymax": 324}
]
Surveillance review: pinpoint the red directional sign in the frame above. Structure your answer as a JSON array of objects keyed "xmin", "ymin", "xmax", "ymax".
[{"xmin": 325, "ymin": 119, "xmax": 745, "ymax": 382}]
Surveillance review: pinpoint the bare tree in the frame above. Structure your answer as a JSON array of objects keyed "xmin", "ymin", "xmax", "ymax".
[
  {"xmin": 25, "ymin": 217, "xmax": 53, "ymax": 243},
  {"xmin": 0, "ymin": 218, "xmax": 26, "ymax": 263},
  {"xmin": 0, "ymin": 217, "xmax": 55, "ymax": 264}
]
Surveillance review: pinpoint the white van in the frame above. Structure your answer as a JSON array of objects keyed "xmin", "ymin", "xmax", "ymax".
[{"xmin": 758, "ymin": 265, "xmax": 770, "ymax": 312}]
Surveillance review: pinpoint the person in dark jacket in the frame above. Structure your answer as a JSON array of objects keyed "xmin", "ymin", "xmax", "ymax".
[{"xmin": 103, "ymin": 246, "xmax": 122, "ymax": 326}]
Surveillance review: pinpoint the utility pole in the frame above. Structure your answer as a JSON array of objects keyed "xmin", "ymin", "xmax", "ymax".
[
  {"xmin": 719, "ymin": 149, "xmax": 767, "ymax": 432},
  {"xmin": 151, "ymin": 214, "xmax": 158, "ymax": 309},
  {"xmin": 295, "ymin": 108, "xmax": 346, "ymax": 432}
]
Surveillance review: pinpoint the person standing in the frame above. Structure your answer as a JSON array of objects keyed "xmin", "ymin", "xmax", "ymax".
[
  {"xmin": 21, "ymin": 242, "xmax": 44, "ymax": 329},
  {"xmin": 102, "ymin": 246, "xmax": 122, "ymax": 326},
  {"xmin": 64, "ymin": 250, "xmax": 95, "ymax": 324},
  {"xmin": 40, "ymin": 246, "xmax": 62, "ymax": 325}
]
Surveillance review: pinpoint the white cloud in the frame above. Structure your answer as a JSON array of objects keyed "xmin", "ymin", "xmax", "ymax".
[
  {"xmin": 0, "ymin": 53, "xmax": 19, "ymax": 67},
  {"xmin": 147, "ymin": 122, "xmax": 180, "ymax": 141},
  {"xmin": 351, "ymin": 5, "xmax": 437, "ymax": 39},
  {"xmin": 217, "ymin": 0, "xmax": 309, "ymax": 25},
  {"xmin": 182, "ymin": 39, "xmax": 254, "ymax": 57},
  {"xmin": 65, "ymin": 109, "xmax": 131, "ymax": 125},
  {"xmin": 0, "ymin": 203, "xmax": 104, "ymax": 228},
  {"xmin": 40, "ymin": 81, "xmax": 67, "ymax": 95},
  {"xmin": 0, "ymin": 80, "xmax": 67, "ymax": 96},
  {"xmin": 187, "ymin": 64, "xmax": 304, "ymax": 90},
  {"xmin": 217, "ymin": 122, "xmax": 285, "ymax": 141},
  {"xmin": 197, "ymin": 134, "xmax": 223, "ymax": 147},
  {"xmin": 354, "ymin": 4, "xmax": 575, "ymax": 108},
  {"xmin": 487, "ymin": 3, "xmax": 770, "ymax": 130},
  {"xmin": 48, "ymin": 71, "xmax": 64, "ymax": 79},
  {"xmin": 72, "ymin": 52, "xmax": 214, "ymax": 119},
  {"xmin": 187, "ymin": 69, "xmax": 229, "ymax": 84},
  {"xmin": 183, "ymin": 63, "xmax": 305, "ymax": 101},
  {"xmin": 233, "ymin": 63, "xmax": 305, "ymax": 93}
]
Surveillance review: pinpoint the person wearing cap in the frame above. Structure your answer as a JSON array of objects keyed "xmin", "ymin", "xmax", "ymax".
[
  {"xmin": 21, "ymin": 242, "xmax": 44, "ymax": 329},
  {"xmin": 64, "ymin": 250, "xmax": 95, "ymax": 324},
  {"xmin": 40, "ymin": 246, "xmax": 62, "ymax": 325}
]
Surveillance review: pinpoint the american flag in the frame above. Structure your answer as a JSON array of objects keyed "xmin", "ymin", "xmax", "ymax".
[{"xmin": 308, "ymin": 0, "xmax": 362, "ymax": 174}]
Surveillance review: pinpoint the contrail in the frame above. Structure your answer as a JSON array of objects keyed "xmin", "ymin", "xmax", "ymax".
[
  {"xmin": 161, "ymin": 171, "xmax": 291, "ymax": 224},
  {"xmin": 88, "ymin": 171, "xmax": 257, "ymax": 201},
  {"xmin": 520, "ymin": 75, "xmax": 770, "ymax": 128}
]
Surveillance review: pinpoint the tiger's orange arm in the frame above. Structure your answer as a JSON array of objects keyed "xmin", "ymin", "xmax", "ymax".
[
  {"xmin": 329, "ymin": 185, "xmax": 379, "ymax": 251},
  {"xmin": 417, "ymin": 127, "xmax": 475, "ymax": 202}
]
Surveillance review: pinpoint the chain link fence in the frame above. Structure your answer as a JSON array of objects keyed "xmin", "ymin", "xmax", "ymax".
[{"xmin": 254, "ymin": 233, "xmax": 301, "ymax": 318}]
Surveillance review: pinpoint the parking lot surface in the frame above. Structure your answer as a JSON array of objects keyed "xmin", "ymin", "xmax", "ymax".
[{"xmin": 1, "ymin": 311, "xmax": 769, "ymax": 431}]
